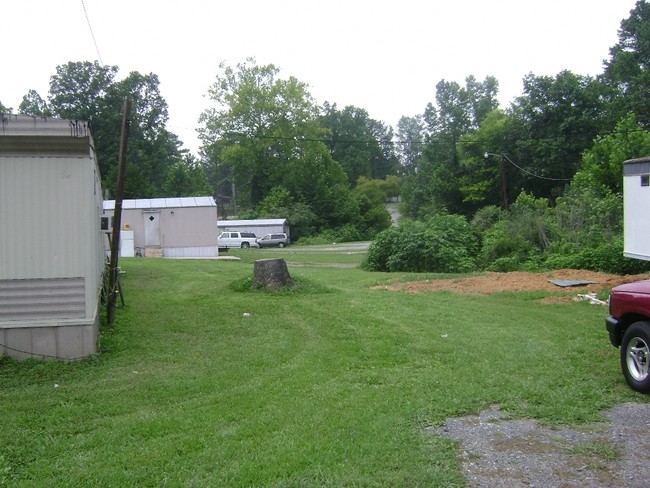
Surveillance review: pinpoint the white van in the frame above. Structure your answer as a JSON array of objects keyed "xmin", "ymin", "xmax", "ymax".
[{"xmin": 218, "ymin": 232, "xmax": 259, "ymax": 248}]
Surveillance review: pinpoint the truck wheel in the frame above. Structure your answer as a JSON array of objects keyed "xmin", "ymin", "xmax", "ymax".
[
  {"xmin": 241, "ymin": 242, "xmax": 250, "ymax": 249},
  {"xmin": 621, "ymin": 321, "xmax": 650, "ymax": 393},
  {"xmin": 278, "ymin": 243, "xmax": 284, "ymax": 248}
]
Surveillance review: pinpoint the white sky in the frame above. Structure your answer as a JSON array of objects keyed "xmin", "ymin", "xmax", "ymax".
[{"xmin": 2, "ymin": 0, "xmax": 639, "ymax": 156}]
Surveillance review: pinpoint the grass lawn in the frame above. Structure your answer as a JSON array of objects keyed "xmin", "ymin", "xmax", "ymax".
[{"xmin": 1, "ymin": 245, "xmax": 646, "ymax": 487}]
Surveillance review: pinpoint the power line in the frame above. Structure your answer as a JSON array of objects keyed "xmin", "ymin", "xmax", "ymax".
[
  {"xmin": 81, "ymin": 0, "xmax": 103, "ymax": 65},
  {"xmin": 485, "ymin": 152, "xmax": 571, "ymax": 182}
]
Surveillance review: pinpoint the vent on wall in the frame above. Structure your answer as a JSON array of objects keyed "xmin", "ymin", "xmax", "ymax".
[{"xmin": 0, "ymin": 278, "xmax": 85, "ymax": 321}]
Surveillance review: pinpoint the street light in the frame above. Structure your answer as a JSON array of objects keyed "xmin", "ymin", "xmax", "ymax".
[{"xmin": 484, "ymin": 152, "xmax": 508, "ymax": 210}]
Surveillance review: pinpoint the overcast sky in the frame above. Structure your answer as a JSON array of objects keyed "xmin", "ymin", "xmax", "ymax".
[{"xmin": 2, "ymin": 0, "xmax": 639, "ymax": 155}]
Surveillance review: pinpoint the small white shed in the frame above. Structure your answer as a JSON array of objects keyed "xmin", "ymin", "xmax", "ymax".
[
  {"xmin": 624, "ymin": 156, "xmax": 650, "ymax": 261},
  {"xmin": 103, "ymin": 197, "xmax": 219, "ymax": 258},
  {"xmin": 217, "ymin": 218, "xmax": 290, "ymax": 239},
  {"xmin": 0, "ymin": 115, "xmax": 105, "ymax": 360}
]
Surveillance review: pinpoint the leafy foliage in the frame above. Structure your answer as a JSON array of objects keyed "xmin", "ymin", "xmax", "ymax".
[
  {"xmin": 20, "ymin": 61, "xmax": 193, "ymax": 198},
  {"xmin": 319, "ymin": 103, "xmax": 399, "ymax": 184},
  {"xmin": 604, "ymin": 0, "xmax": 650, "ymax": 127},
  {"xmin": 199, "ymin": 59, "xmax": 390, "ymax": 238},
  {"xmin": 363, "ymin": 214, "xmax": 478, "ymax": 273}
]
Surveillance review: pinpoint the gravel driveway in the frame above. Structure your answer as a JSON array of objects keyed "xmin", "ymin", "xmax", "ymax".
[{"xmin": 432, "ymin": 402, "xmax": 650, "ymax": 487}]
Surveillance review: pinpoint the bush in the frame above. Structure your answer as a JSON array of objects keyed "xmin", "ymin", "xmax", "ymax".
[
  {"xmin": 543, "ymin": 237, "xmax": 650, "ymax": 274},
  {"xmin": 362, "ymin": 214, "xmax": 478, "ymax": 273}
]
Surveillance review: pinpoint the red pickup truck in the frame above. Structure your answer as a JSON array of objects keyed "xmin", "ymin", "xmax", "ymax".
[{"xmin": 606, "ymin": 279, "xmax": 650, "ymax": 392}]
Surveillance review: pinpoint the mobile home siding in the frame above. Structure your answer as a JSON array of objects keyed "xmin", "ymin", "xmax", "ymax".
[
  {"xmin": 217, "ymin": 219, "xmax": 290, "ymax": 239},
  {"xmin": 103, "ymin": 197, "xmax": 219, "ymax": 257},
  {"xmin": 0, "ymin": 116, "xmax": 104, "ymax": 359},
  {"xmin": 624, "ymin": 157, "xmax": 650, "ymax": 261}
]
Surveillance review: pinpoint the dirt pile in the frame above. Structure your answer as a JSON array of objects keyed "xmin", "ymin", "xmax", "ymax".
[{"xmin": 375, "ymin": 269, "xmax": 650, "ymax": 296}]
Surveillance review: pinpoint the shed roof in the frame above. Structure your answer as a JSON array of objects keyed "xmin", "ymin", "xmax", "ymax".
[
  {"xmin": 218, "ymin": 219, "xmax": 287, "ymax": 226},
  {"xmin": 104, "ymin": 196, "xmax": 216, "ymax": 211}
]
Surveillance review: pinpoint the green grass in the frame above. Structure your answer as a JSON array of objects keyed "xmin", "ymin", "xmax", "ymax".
[{"xmin": 0, "ymin": 247, "xmax": 647, "ymax": 486}]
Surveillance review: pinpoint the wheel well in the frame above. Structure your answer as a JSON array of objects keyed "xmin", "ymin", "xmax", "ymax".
[{"xmin": 618, "ymin": 314, "xmax": 650, "ymax": 342}]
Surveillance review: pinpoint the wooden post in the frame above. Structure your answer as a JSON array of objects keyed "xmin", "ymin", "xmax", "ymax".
[{"xmin": 108, "ymin": 99, "xmax": 131, "ymax": 324}]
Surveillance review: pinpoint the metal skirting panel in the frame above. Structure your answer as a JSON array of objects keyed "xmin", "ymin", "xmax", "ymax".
[
  {"xmin": 162, "ymin": 246, "xmax": 219, "ymax": 258},
  {"xmin": 0, "ymin": 277, "xmax": 85, "ymax": 321},
  {"xmin": 0, "ymin": 320, "xmax": 98, "ymax": 360}
]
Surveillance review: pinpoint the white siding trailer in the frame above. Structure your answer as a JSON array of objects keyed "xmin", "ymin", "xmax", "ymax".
[
  {"xmin": 103, "ymin": 197, "xmax": 219, "ymax": 258},
  {"xmin": 0, "ymin": 115, "xmax": 105, "ymax": 360},
  {"xmin": 624, "ymin": 156, "xmax": 650, "ymax": 261},
  {"xmin": 217, "ymin": 219, "xmax": 289, "ymax": 240}
]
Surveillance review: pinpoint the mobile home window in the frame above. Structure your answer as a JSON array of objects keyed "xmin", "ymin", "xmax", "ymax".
[{"xmin": 642, "ymin": 174, "xmax": 650, "ymax": 187}]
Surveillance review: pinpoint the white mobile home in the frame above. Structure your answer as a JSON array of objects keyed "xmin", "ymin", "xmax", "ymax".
[
  {"xmin": 624, "ymin": 156, "xmax": 650, "ymax": 260},
  {"xmin": 0, "ymin": 115, "xmax": 105, "ymax": 360},
  {"xmin": 103, "ymin": 197, "xmax": 219, "ymax": 258},
  {"xmin": 217, "ymin": 219, "xmax": 289, "ymax": 240}
]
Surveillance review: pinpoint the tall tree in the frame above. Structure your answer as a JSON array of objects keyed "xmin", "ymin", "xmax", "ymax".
[
  {"xmin": 162, "ymin": 155, "xmax": 212, "ymax": 197},
  {"xmin": 457, "ymin": 109, "xmax": 517, "ymax": 214},
  {"xmin": 46, "ymin": 62, "xmax": 186, "ymax": 197},
  {"xmin": 395, "ymin": 115, "xmax": 425, "ymax": 175},
  {"xmin": 509, "ymin": 70, "xmax": 610, "ymax": 198},
  {"xmin": 199, "ymin": 59, "xmax": 359, "ymax": 230},
  {"xmin": 101, "ymin": 71, "xmax": 184, "ymax": 197},
  {"xmin": 604, "ymin": 0, "xmax": 650, "ymax": 126},
  {"xmin": 48, "ymin": 61, "xmax": 117, "ymax": 122},
  {"xmin": 18, "ymin": 90, "xmax": 52, "ymax": 117},
  {"xmin": 404, "ymin": 75, "xmax": 499, "ymax": 217},
  {"xmin": 319, "ymin": 103, "xmax": 399, "ymax": 185}
]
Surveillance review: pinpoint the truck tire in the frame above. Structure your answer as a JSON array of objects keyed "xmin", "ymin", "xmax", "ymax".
[
  {"xmin": 621, "ymin": 321, "xmax": 650, "ymax": 393},
  {"xmin": 241, "ymin": 242, "xmax": 250, "ymax": 249}
]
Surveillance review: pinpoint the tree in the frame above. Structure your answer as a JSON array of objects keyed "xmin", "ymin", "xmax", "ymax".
[
  {"xmin": 319, "ymin": 103, "xmax": 399, "ymax": 185},
  {"xmin": 604, "ymin": 0, "xmax": 650, "ymax": 126},
  {"xmin": 18, "ymin": 90, "xmax": 52, "ymax": 117},
  {"xmin": 199, "ymin": 59, "xmax": 361, "ymax": 233},
  {"xmin": 509, "ymin": 70, "xmax": 610, "ymax": 198},
  {"xmin": 574, "ymin": 113, "xmax": 650, "ymax": 194},
  {"xmin": 162, "ymin": 155, "xmax": 212, "ymax": 197},
  {"xmin": 45, "ymin": 61, "xmax": 185, "ymax": 196},
  {"xmin": 457, "ymin": 109, "xmax": 516, "ymax": 214},
  {"xmin": 100, "ymin": 71, "xmax": 184, "ymax": 196},
  {"xmin": 48, "ymin": 61, "xmax": 118, "ymax": 122},
  {"xmin": 395, "ymin": 115, "xmax": 425, "ymax": 175},
  {"xmin": 0, "ymin": 100, "xmax": 12, "ymax": 114},
  {"xmin": 403, "ymin": 75, "xmax": 500, "ymax": 218}
]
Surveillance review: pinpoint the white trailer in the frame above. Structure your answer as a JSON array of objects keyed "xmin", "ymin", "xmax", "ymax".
[
  {"xmin": 0, "ymin": 115, "xmax": 105, "ymax": 360},
  {"xmin": 623, "ymin": 157, "xmax": 650, "ymax": 261}
]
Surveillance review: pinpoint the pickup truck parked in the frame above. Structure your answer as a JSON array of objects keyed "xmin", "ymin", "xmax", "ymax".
[
  {"xmin": 218, "ymin": 232, "xmax": 259, "ymax": 249},
  {"xmin": 606, "ymin": 279, "xmax": 650, "ymax": 392}
]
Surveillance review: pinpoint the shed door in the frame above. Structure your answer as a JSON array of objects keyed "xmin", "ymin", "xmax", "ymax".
[{"xmin": 144, "ymin": 211, "xmax": 161, "ymax": 246}]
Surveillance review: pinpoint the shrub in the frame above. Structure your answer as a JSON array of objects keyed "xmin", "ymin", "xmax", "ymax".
[
  {"xmin": 362, "ymin": 214, "xmax": 478, "ymax": 273},
  {"xmin": 543, "ymin": 237, "xmax": 650, "ymax": 274}
]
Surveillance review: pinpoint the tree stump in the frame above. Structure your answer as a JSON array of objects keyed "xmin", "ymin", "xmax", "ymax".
[{"xmin": 251, "ymin": 258, "xmax": 294, "ymax": 290}]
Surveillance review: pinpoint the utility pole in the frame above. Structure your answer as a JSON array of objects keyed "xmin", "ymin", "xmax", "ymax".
[{"xmin": 108, "ymin": 99, "xmax": 131, "ymax": 324}]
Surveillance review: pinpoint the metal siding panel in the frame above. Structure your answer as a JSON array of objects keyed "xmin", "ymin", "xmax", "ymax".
[
  {"xmin": 32, "ymin": 327, "xmax": 57, "ymax": 358},
  {"xmin": 0, "ymin": 278, "xmax": 86, "ymax": 320},
  {"xmin": 624, "ymin": 175, "xmax": 650, "ymax": 259},
  {"xmin": 163, "ymin": 207, "xmax": 218, "ymax": 247},
  {"xmin": 163, "ymin": 246, "xmax": 218, "ymax": 258},
  {"xmin": 5, "ymin": 328, "xmax": 31, "ymax": 359},
  {"xmin": 0, "ymin": 157, "xmax": 88, "ymax": 279}
]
